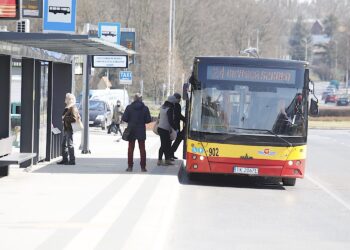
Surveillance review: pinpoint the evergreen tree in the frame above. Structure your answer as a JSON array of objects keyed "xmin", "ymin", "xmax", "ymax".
[
  {"xmin": 323, "ymin": 14, "xmax": 338, "ymax": 38},
  {"xmin": 289, "ymin": 16, "xmax": 311, "ymax": 61}
]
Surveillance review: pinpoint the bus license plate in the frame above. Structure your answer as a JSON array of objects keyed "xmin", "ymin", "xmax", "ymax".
[{"xmin": 233, "ymin": 166, "xmax": 259, "ymax": 175}]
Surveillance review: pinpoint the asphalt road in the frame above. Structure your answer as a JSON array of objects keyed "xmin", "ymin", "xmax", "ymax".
[{"xmin": 0, "ymin": 129, "xmax": 349, "ymax": 250}]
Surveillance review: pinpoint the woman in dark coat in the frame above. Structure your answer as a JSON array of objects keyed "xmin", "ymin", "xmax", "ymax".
[{"xmin": 122, "ymin": 93, "xmax": 152, "ymax": 172}]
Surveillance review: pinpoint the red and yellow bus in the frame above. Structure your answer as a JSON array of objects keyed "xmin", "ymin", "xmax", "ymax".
[{"xmin": 183, "ymin": 57, "xmax": 318, "ymax": 186}]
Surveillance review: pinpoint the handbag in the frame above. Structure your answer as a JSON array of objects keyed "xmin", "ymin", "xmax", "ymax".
[
  {"xmin": 152, "ymin": 119, "xmax": 159, "ymax": 135},
  {"xmin": 122, "ymin": 126, "xmax": 132, "ymax": 141},
  {"xmin": 72, "ymin": 116, "xmax": 84, "ymax": 133}
]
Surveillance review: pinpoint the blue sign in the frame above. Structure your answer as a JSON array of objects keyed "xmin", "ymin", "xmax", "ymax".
[
  {"xmin": 98, "ymin": 22, "xmax": 121, "ymax": 45},
  {"xmin": 119, "ymin": 71, "xmax": 132, "ymax": 85},
  {"xmin": 43, "ymin": 0, "xmax": 76, "ymax": 33}
]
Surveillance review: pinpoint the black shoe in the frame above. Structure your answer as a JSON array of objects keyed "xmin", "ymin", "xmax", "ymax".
[
  {"xmin": 126, "ymin": 167, "xmax": 133, "ymax": 172},
  {"xmin": 141, "ymin": 168, "xmax": 147, "ymax": 172},
  {"xmin": 169, "ymin": 158, "xmax": 175, "ymax": 161},
  {"xmin": 172, "ymin": 156, "xmax": 178, "ymax": 159},
  {"xmin": 57, "ymin": 160, "xmax": 68, "ymax": 165},
  {"xmin": 65, "ymin": 161, "xmax": 76, "ymax": 165}
]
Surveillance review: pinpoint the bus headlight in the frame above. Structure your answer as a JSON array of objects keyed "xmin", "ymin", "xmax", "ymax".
[
  {"xmin": 192, "ymin": 155, "xmax": 197, "ymax": 160},
  {"xmin": 288, "ymin": 160, "xmax": 293, "ymax": 166},
  {"xmin": 193, "ymin": 164, "xmax": 198, "ymax": 169},
  {"xmin": 199, "ymin": 156, "xmax": 204, "ymax": 161},
  {"xmin": 295, "ymin": 160, "xmax": 301, "ymax": 166}
]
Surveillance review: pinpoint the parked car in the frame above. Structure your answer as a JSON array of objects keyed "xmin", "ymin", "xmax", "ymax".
[
  {"xmin": 325, "ymin": 94, "xmax": 337, "ymax": 104},
  {"xmin": 79, "ymin": 100, "xmax": 112, "ymax": 130},
  {"xmin": 336, "ymin": 97, "xmax": 350, "ymax": 106}
]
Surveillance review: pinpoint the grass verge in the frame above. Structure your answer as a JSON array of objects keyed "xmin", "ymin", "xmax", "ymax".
[{"xmin": 309, "ymin": 116, "xmax": 350, "ymax": 129}]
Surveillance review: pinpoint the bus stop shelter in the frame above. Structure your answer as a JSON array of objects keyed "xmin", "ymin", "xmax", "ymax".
[{"xmin": 0, "ymin": 32, "xmax": 134, "ymax": 169}]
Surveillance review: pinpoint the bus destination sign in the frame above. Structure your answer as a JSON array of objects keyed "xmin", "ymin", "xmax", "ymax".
[{"xmin": 207, "ymin": 66, "xmax": 296, "ymax": 84}]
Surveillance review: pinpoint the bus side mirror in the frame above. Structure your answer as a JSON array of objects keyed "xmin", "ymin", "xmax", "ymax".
[
  {"xmin": 182, "ymin": 83, "xmax": 189, "ymax": 101},
  {"xmin": 309, "ymin": 98, "xmax": 319, "ymax": 116}
]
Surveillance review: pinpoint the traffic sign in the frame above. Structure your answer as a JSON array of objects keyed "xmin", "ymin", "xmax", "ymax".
[
  {"xmin": 119, "ymin": 71, "xmax": 132, "ymax": 85},
  {"xmin": 98, "ymin": 22, "xmax": 121, "ymax": 45},
  {"xmin": 43, "ymin": 0, "xmax": 76, "ymax": 33}
]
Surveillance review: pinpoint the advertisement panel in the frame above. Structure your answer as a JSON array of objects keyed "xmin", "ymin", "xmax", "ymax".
[
  {"xmin": 0, "ymin": 0, "xmax": 19, "ymax": 19},
  {"xmin": 92, "ymin": 55, "xmax": 128, "ymax": 68},
  {"xmin": 22, "ymin": 0, "xmax": 42, "ymax": 18},
  {"xmin": 121, "ymin": 28, "xmax": 136, "ymax": 65}
]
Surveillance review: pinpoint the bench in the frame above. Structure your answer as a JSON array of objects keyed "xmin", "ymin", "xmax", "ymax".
[{"xmin": 0, "ymin": 136, "xmax": 36, "ymax": 177}]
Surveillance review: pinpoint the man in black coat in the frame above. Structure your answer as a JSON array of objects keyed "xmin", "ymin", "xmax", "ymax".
[
  {"xmin": 122, "ymin": 93, "xmax": 152, "ymax": 172},
  {"xmin": 171, "ymin": 93, "xmax": 186, "ymax": 159}
]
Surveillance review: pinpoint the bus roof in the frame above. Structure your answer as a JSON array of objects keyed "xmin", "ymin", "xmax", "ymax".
[{"xmin": 194, "ymin": 56, "xmax": 308, "ymax": 69}]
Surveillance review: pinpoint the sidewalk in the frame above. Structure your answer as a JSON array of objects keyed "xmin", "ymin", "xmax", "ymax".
[{"xmin": 0, "ymin": 129, "xmax": 183, "ymax": 250}]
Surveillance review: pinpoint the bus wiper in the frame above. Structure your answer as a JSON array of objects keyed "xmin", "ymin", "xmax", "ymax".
[{"xmin": 230, "ymin": 127, "xmax": 293, "ymax": 147}]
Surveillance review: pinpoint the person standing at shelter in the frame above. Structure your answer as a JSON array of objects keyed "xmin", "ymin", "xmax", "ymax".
[
  {"xmin": 58, "ymin": 93, "xmax": 79, "ymax": 165},
  {"xmin": 108, "ymin": 100, "xmax": 124, "ymax": 136},
  {"xmin": 122, "ymin": 93, "xmax": 152, "ymax": 172},
  {"xmin": 170, "ymin": 93, "xmax": 185, "ymax": 159},
  {"xmin": 157, "ymin": 96, "xmax": 176, "ymax": 166}
]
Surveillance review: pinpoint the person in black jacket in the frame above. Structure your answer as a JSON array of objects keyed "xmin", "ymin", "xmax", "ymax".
[
  {"xmin": 170, "ymin": 93, "xmax": 185, "ymax": 159},
  {"xmin": 157, "ymin": 96, "xmax": 176, "ymax": 165},
  {"xmin": 122, "ymin": 93, "xmax": 152, "ymax": 172}
]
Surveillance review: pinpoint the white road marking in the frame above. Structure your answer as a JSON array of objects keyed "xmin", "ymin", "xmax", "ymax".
[
  {"xmin": 306, "ymin": 175, "xmax": 350, "ymax": 211},
  {"xmin": 64, "ymin": 175, "xmax": 146, "ymax": 250},
  {"xmin": 152, "ymin": 178, "xmax": 180, "ymax": 250},
  {"xmin": 121, "ymin": 176, "xmax": 179, "ymax": 250}
]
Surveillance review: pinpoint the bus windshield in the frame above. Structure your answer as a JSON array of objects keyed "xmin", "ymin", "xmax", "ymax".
[{"xmin": 190, "ymin": 84, "xmax": 307, "ymax": 137}]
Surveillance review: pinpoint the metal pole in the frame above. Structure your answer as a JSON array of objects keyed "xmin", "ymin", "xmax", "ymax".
[
  {"xmin": 167, "ymin": 0, "xmax": 173, "ymax": 97},
  {"xmin": 71, "ymin": 56, "xmax": 76, "ymax": 94},
  {"xmin": 346, "ymin": 39, "xmax": 349, "ymax": 95},
  {"xmin": 335, "ymin": 41, "xmax": 338, "ymax": 78},
  {"xmin": 81, "ymin": 55, "xmax": 91, "ymax": 154},
  {"xmin": 123, "ymin": 85, "xmax": 126, "ymax": 106},
  {"xmin": 305, "ymin": 42, "xmax": 308, "ymax": 62},
  {"xmin": 171, "ymin": 0, "xmax": 176, "ymax": 95},
  {"xmin": 140, "ymin": 79, "xmax": 144, "ymax": 97},
  {"xmin": 19, "ymin": 0, "xmax": 23, "ymax": 20},
  {"xmin": 256, "ymin": 29, "xmax": 259, "ymax": 52}
]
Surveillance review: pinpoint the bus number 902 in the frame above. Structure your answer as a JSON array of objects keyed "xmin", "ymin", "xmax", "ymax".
[{"xmin": 208, "ymin": 148, "xmax": 219, "ymax": 157}]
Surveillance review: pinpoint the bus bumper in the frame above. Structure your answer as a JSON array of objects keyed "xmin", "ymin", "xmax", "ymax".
[{"xmin": 185, "ymin": 152, "xmax": 305, "ymax": 178}]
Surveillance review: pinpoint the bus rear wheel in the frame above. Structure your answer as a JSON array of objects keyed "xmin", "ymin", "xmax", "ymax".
[{"xmin": 282, "ymin": 178, "xmax": 296, "ymax": 186}]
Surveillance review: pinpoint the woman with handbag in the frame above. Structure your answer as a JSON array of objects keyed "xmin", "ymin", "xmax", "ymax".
[
  {"xmin": 157, "ymin": 95, "xmax": 177, "ymax": 166},
  {"xmin": 57, "ymin": 93, "xmax": 79, "ymax": 165},
  {"xmin": 122, "ymin": 93, "xmax": 152, "ymax": 172}
]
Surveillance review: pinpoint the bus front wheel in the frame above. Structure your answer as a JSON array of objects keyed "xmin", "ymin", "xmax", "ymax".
[
  {"xmin": 187, "ymin": 172, "xmax": 198, "ymax": 181},
  {"xmin": 282, "ymin": 178, "xmax": 296, "ymax": 186}
]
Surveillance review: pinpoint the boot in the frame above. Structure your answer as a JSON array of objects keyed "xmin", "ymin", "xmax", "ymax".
[
  {"xmin": 141, "ymin": 167, "xmax": 147, "ymax": 172},
  {"xmin": 126, "ymin": 167, "xmax": 133, "ymax": 172},
  {"xmin": 157, "ymin": 160, "xmax": 163, "ymax": 166},
  {"xmin": 165, "ymin": 160, "xmax": 174, "ymax": 165},
  {"xmin": 66, "ymin": 161, "xmax": 76, "ymax": 165}
]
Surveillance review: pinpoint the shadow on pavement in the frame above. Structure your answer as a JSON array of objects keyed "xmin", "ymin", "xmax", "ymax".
[
  {"xmin": 33, "ymin": 157, "xmax": 181, "ymax": 176},
  {"xmin": 177, "ymin": 166, "xmax": 286, "ymax": 190},
  {"xmin": 34, "ymin": 158, "xmax": 285, "ymax": 190}
]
